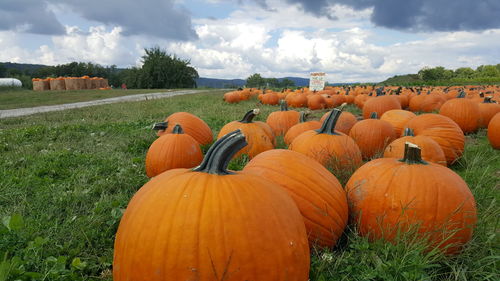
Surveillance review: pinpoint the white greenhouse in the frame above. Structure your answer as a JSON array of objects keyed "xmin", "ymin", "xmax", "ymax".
[{"xmin": 0, "ymin": 78, "xmax": 22, "ymax": 87}]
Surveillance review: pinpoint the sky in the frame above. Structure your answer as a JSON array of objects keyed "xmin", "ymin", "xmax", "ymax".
[{"xmin": 0, "ymin": 0, "xmax": 499, "ymax": 82}]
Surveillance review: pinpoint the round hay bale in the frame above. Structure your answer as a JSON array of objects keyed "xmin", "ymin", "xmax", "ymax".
[{"xmin": 50, "ymin": 78, "xmax": 66, "ymax": 91}]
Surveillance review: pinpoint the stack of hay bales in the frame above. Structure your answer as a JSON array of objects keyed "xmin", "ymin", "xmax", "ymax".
[
  {"xmin": 32, "ymin": 76, "xmax": 111, "ymax": 91},
  {"xmin": 49, "ymin": 77, "xmax": 66, "ymax": 91},
  {"xmin": 32, "ymin": 78, "xmax": 50, "ymax": 91}
]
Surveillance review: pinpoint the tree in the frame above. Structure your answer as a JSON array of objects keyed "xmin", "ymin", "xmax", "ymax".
[
  {"xmin": 475, "ymin": 65, "xmax": 500, "ymax": 77},
  {"xmin": 454, "ymin": 67, "xmax": 475, "ymax": 78},
  {"xmin": 0, "ymin": 64, "xmax": 6, "ymax": 78},
  {"xmin": 246, "ymin": 73, "xmax": 265, "ymax": 88},
  {"xmin": 140, "ymin": 46, "xmax": 198, "ymax": 89},
  {"xmin": 279, "ymin": 78, "xmax": 295, "ymax": 88}
]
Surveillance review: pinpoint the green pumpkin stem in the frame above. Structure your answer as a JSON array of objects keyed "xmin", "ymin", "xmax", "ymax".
[
  {"xmin": 457, "ymin": 91, "xmax": 466, "ymax": 98},
  {"xmin": 152, "ymin": 121, "xmax": 168, "ymax": 131},
  {"xmin": 369, "ymin": 112, "xmax": 378, "ymax": 119},
  {"xmin": 400, "ymin": 142, "xmax": 427, "ymax": 165},
  {"xmin": 193, "ymin": 130, "xmax": 247, "ymax": 175},
  {"xmin": 239, "ymin": 109, "xmax": 259, "ymax": 123},
  {"xmin": 299, "ymin": 111, "xmax": 308, "ymax": 123},
  {"xmin": 483, "ymin": 97, "xmax": 493, "ymax": 103},
  {"xmin": 403, "ymin": 128, "xmax": 415, "ymax": 136},
  {"xmin": 315, "ymin": 104, "xmax": 345, "ymax": 135},
  {"xmin": 280, "ymin": 100, "xmax": 289, "ymax": 111},
  {"xmin": 172, "ymin": 124, "xmax": 183, "ymax": 134}
]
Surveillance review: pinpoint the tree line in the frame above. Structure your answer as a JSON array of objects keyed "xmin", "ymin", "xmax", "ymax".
[
  {"xmin": 0, "ymin": 47, "xmax": 198, "ymax": 89},
  {"xmin": 245, "ymin": 73, "xmax": 296, "ymax": 88}
]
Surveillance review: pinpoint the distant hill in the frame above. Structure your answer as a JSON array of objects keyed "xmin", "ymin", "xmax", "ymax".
[
  {"xmin": 380, "ymin": 74, "xmax": 423, "ymax": 85},
  {"xmin": 195, "ymin": 77, "xmax": 246, "ymax": 88}
]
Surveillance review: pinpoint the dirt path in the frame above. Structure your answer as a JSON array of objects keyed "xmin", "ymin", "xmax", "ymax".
[{"xmin": 0, "ymin": 89, "xmax": 212, "ymax": 119}]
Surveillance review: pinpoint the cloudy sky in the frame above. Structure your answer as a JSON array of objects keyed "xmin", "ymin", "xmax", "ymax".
[{"xmin": 1, "ymin": 0, "xmax": 499, "ymax": 82}]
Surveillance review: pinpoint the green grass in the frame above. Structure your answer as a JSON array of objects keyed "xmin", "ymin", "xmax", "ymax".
[
  {"xmin": 0, "ymin": 88, "xmax": 173, "ymax": 110},
  {"xmin": 0, "ymin": 90, "xmax": 498, "ymax": 280}
]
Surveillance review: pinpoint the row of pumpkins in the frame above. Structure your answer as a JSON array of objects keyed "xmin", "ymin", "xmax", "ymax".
[{"xmin": 112, "ymin": 92, "xmax": 499, "ymax": 280}]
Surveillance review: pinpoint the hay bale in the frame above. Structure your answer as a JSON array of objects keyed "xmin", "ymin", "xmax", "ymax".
[
  {"xmin": 50, "ymin": 78, "xmax": 66, "ymax": 91},
  {"xmin": 75, "ymin": 78, "xmax": 85, "ymax": 90},
  {"xmin": 90, "ymin": 78, "xmax": 100, "ymax": 89},
  {"xmin": 65, "ymin": 78, "xmax": 82, "ymax": 90},
  {"xmin": 82, "ymin": 77, "xmax": 92, "ymax": 89},
  {"xmin": 33, "ymin": 79, "xmax": 50, "ymax": 91},
  {"xmin": 100, "ymin": 78, "xmax": 109, "ymax": 88}
]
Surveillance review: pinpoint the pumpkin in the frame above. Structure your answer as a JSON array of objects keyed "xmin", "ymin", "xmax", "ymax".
[
  {"xmin": 478, "ymin": 97, "xmax": 500, "ymax": 128},
  {"xmin": 286, "ymin": 93, "xmax": 308, "ymax": 108},
  {"xmin": 408, "ymin": 93, "xmax": 426, "ymax": 112},
  {"xmin": 284, "ymin": 112, "xmax": 321, "ymax": 146},
  {"xmin": 261, "ymin": 91, "xmax": 280, "ymax": 105},
  {"xmin": 349, "ymin": 112, "xmax": 396, "ymax": 159},
  {"xmin": 307, "ymin": 94, "xmax": 327, "ymax": 110},
  {"xmin": 384, "ymin": 128, "xmax": 447, "ymax": 166},
  {"xmin": 420, "ymin": 93, "xmax": 447, "ymax": 112},
  {"xmin": 266, "ymin": 100, "xmax": 300, "ymax": 136},
  {"xmin": 362, "ymin": 95, "xmax": 401, "ymax": 119},
  {"xmin": 346, "ymin": 143, "xmax": 477, "ymax": 255},
  {"xmin": 114, "ymin": 130, "xmax": 310, "ymax": 280},
  {"xmin": 320, "ymin": 110, "xmax": 357, "ymax": 135},
  {"xmin": 380, "ymin": 109, "xmax": 416, "ymax": 136},
  {"xmin": 223, "ymin": 91, "xmax": 241, "ymax": 103},
  {"xmin": 439, "ymin": 91, "xmax": 480, "ymax": 134},
  {"xmin": 487, "ymin": 112, "xmax": 500, "ymax": 149},
  {"xmin": 244, "ymin": 149, "xmax": 348, "ymax": 248},
  {"xmin": 154, "ymin": 112, "xmax": 213, "ymax": 145},
  {"xmin": 289, "ymin": 107, "xmax": 362, "ymax": 172},
  {"xmin": 404, "ymin": 114, "xmax": 464, "ymax": 165},
  {"xmin": 218, "ymin": 109, "xmax": 274, "ymax": 158},
  {"xmin": 145, "ymin": 124, "xmax": 203, "ymax": 177}
]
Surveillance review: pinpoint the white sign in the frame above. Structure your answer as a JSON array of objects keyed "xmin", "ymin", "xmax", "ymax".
[{"xmin": 309, "ymin": 72, "xmax": 326, "ymax": 91}]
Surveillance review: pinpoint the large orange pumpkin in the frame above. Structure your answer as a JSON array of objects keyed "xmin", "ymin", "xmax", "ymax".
[
  {"xmin": 266, "ymin": 101, "xmax": 300, "ymax": 136},
  {"xmin": 380, "ymin": 109, "xmax": 416, "ymax": 136},
  {"xmin": 478, "ymin": 97, "xmax": 500, "ymax": 128},
  {"xmin": 145, "ymin": 124, "xmax": 203, "ymax": 177},
  {"xmin": 346, "ymin": 143, "xmax": 477, "ymax": 255},
  {"xmin": 289, "ymin": 107, "xmax": 362, "ymax": 172},
  {"xmin": 349, "ymin": 112, "xmax": 396, "ymax": 159},
  {"xmin": 218, "ymin": 109, "xmax": 274, "ymax": 158},
  {"xmin": 487, "ymin": 112, "xmax": 500, "ymax": 149},
  {"xmin": 154, "ymin": 112, "xmax": 213, "ymax": 145},
  {"xmin": 439, "ymin": 91, "xmax": 480, "ymax": 134},
  {"xmin": 362, "ymin": 94, "xmax": 401, "ymax": 119},
  {"xmin": 403, "ymin": 114, "xmax": 464, "ymax": 165},
  {"xmin": 244, "ymin": 149, "xmax": 348, "ymax": 248},
  {"xmin": 320, "ymin": 110, "xmax": 357, "ymax": 135},
  {"xmin": 284, "ymin": 112, "xmax": 321, "ymax": 146},
  {"xmin": 384, "ymin": 128, "xmax": 447, "ymax": 166},
  {"xmin": 114, "ymin": 130, "xmax": 310, "ymax": 280}
]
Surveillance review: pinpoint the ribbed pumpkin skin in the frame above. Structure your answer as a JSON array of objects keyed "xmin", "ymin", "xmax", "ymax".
[
  {"xmin": 320, "ymin": 111, "xmax": 358, "ymax": 135},
  {"xmin": 255, "ymin": 121, "xmax": 276, "ymax": 145},
  {"xmin": 362, "ymin": 96, "xmax": 401, "ymax": 119},
  {"xmin": 157, "ymin": 112, "xmax": 213, "ymax": 145},
  {"xmin": 384, "ymin": 136, "xmax": 447, "ymax": 166},
  {"xmin": 380, "ymin": 110, "xmax": 416, "ymax": 136},
  {"xmin": 289, "ymin": 131, "xmax": 362, "ymax": 171},
  {"xmin": 420, "ymin": 94, "xmax": 446, "ymax": 112},
  {"xmin": 284, "ymin": 121, "xmax": 321, "ymax": 146},
  {"xmin": 307, "ymin": 95, "xmax": 327, "ymax": 110},
  {"xmin": 218, "ymin": 122, "xmax": 273, "ymax": 159},
  {"xmin": 488, "ymin": 112, "xmax": 500, "ymax": 149},
  {"xmin": 408, "ymin": 95, "xmax": 426, "ymax": 112},
  {"xmin": 223, "ymin": 91, "xmax": 241, "ymax": 103},
  {"xmin": 346, "ymin": 158, "xmax": 477, "ymax": 255},
  {"xmin": 349, "ymin": 119, "xmax": 396, "ymax": 160},
  {"xmin": 478, "ymin": 101, "xmax": 500, "ymax": 128},
  {"xmin": 266, "ymin": 110, "xmax": 300, "ymax": 136},
  {"xmin": 244, "ymin": 149, "xmax": 348, "ymax": 248},
  {"xmin": 145, "ymin": 133, "xmax": 203, "ymax": 177},
  {"xmin": 439, "ymin": 98, "xmax": 480, "ymax": 134},
  {"xmin": 404, "ymin": 114, "xmax": 464, "ymax": 165},
  {"xmin": 261, "ymin": 92, "xmax": 280, "ymax": 105},
  {"xmin": 114, "ymin": 170, "xmax": 310, "ymax": 281}
]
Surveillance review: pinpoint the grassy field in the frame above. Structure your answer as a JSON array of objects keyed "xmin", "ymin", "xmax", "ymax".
[
  {"xmin": 0, "ymin": 88, "xmax": 172, "ymax": 110},
  {"xmin": 0, "ymin": 90, "xmax": 498, "ymax": 280}
]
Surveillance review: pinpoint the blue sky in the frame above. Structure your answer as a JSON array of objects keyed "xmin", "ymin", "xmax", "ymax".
[{"xmin": 0, "ymin": 0, "xmax": 499, "ymax": 82}]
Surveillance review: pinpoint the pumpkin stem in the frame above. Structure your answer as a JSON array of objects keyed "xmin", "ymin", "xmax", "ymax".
[
  {"xmin": 479, "ymin": 92, "xmax": 484, "ymax": 97},
  {"xmin": 315, "ymin": 106, "xmax": 343, "ymax": 135},
  {"xmin": 369, "ymin": 112, "xmax": 378, "ymax": 119},
  {"xmin": 457, "ymin": 91, "xmax": 466, "ymax": 98},
  {"xmin": 239, "ymin": 109, "xmax": 259, "ymax": 123},
  {"xmin": 400, "ymin": 142, "xmax": 427, "ymax": 165},
  {"xmin": 299, "ymin": 111, "xmax": 309, "ymax": 123},
  {"xmin": 483, "ymin": 97, "xmax": 493, "ymax": 103},
  {"xmin": 193, "ymin": 130, "xmax": 247, "ymax": 175},
  {"xmin": 403, "ymin": 128, "xmax": 415, "ymax": 136},
  {"xmin": 172, "ymin": 124, "xmax": 183, "ymax": 134},
  {"xmin": 280, "ymin": 100, "xmax": 289, "ymax": 111},
  {"xmin": 152, "ymin": 121, "xmax": 168, "ymax": 131}
]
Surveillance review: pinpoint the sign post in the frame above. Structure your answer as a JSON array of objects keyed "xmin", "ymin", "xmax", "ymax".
[{"xmin": 309, "ymin": 72, "xmax": 326, "ymax": 91}]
